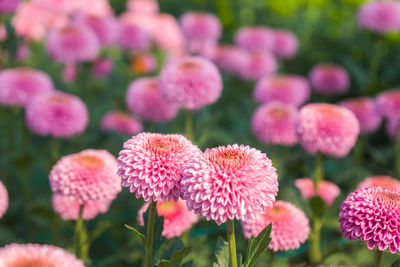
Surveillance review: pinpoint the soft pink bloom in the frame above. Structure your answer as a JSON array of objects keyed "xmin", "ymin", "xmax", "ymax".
[
  {"xmin": 130, "ymin": 53, "xmax": 157, "ymax": 75},
  {"xmin": 309, "ymin": 63, "xmax": 350, "ymax": 95},
  {"xmin": 339, "ymin": 187, "xmax": 400, "ymax": 253},
  {"xmin": 26, "ymin": 91, "xmax": 88, "ymax": 137},
  {"xmin": 46, "ymin": 25, "xmax": 100, "ymax": 63},
  {"xmin": 138, "ymin": 199, "xmax": 198, "ymax": 238},
  {"xmin": 118, "ymin": 133, "xmax": 201, "ymax": 202},
  {"xmin": 61, "ymin": 62, "xmax": 77, "ymax": 82},
  {"xmin": 100, "ymin": 110, "xmax": 142, "ymax": 135},
  {"xmin": 0, "ymin": 67, "xmax": 54, "ymax": 107},
  {"xmin": 186, "ymin": 39, "xmax": 217, "ymax": 59},
  {"xmin": 0, "ymin": 243, "xmax": 84, "ymax": 267},
  {"xmin": 294, "ymin": 178, "xmax": 341, "ymax": 206},
  {"xmin": 296, "ymin": 103, "xmax": 360, "ymax": 157},
  {"xmin": 181, "ymin": 144, "xmax": 278, "ymax": 225},
  {"xmin": 235, "ymin": 26, "xmax": 275, "ymax": 52},
  {"xmin": 271, "ymin": 29, "xmax": 298, "ymax": 59},
  {"xmin": 0, "ymin": 24, "xmax": 7, "ymax": 41},
  {"xmin": 242, "ymin": 201, "xmax": 309, "ymax": 252},
  {"xmin": 253, "ymin": 74, "xmax": 310, "ymax": 107},
  {"xmin": 339, "ymin": 97, "xmax": 382, "ymax": 134},
  {"xmin": 93, "ymin": 58, "xmax": 114, "ymax": 77},
  {"xmin": 0, "ymin": 181, "xmax": 8, "ymax": 219},
  {"xmin": 126, "ymin": 0, "xmax": 159, "ymax": 15},
  {"xmin": 357, "ymin": 175, "xmax": 400, "ymax": 191},
  {"xmin": 76, "ymin": 15, "xmax": 118, "ymax": 46},
  {"xmin": 239, "ymin": 52, "xmax": 278, "ymax": 80},
  {"xmin": 72, "ymin": 0, "xmax": 113, "ymax": 18},
  {"xmin": 153, "ymin": 14, "xmax": 185, "ymax": 51},
  {"xmin": 214, "ymin": 45, "xmax": 249, "ymax": 74},
  {"xmin": 15, "ymin": 44, "xmax": 30, "ymax": 61},
  {"xmin": 159, "ymin": 56, "xmax": 223, "ymax": 110},
  {"xmin": 117, "ymin": 22, "xmax": 152, "ymax": 52},
  {"xmin": 126, "ymin": 77, "xmax": 179, "ymax": 122},
  {"xmin": 180, "ymin": 12, "xmax": 221, "ymax": 42},
  {"xmin": 358, "ymin": 0, "xmax": 400, "ymax": 33},
  {"xmin": 251, "ymin": 102, "xmax": 298, "ymax": 146},
  {"xmin": 0, "ymin": 0, "xmax": 19, "ymax": 13},
  {"xmin": 118, "ymin": 12, "xmax": 157, "ymax": 37},
  {"xmin": 386, "ymin": 116, "xmax": 400, "ymax": 139},
  {"xmin": 375, "ymin": 89, "xmax": 400, "ymax": 119}
]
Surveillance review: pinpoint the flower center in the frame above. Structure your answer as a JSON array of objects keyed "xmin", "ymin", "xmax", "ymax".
[
  {"xmin": 314, "ymin": 104, "xmax": 342, "ymax": 117},
  {"xmin": 9, "ymin": 258, "xmax": 54, "ymax": 267},
  {"xmin": 47, "ymin": 94, "xmax": 71, "ymax": 103},
  {"xmin": 265, "ymin": 204, "xmax": 291, "ymax": 221},
  {"xmin": 271, "ymin": 77, "xmax": 290, "ymax": 88},
  {"xmin": 179, "ymin": 61, "xmax": 199, "ymax": 71},
  {"xmin": 74, "ymin": 154, "xmax": 103, "ymax": 168},
  {"xmin": 210, "ymin": 148, "xmax": 246, "ymax": 168},
  {"xmin": 268, "ymin": 107, "xmax": 289, "ymax": 119},
  {"xmin": 147, "ymin": 136, "xmax": 182, "ymax": 155},
  {"xmin": 376, "ymin": 191, "xmax": 400, "ymax": 208}
]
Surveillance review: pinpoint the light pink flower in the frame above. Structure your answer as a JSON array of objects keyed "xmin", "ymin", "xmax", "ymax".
[
  {"xmin": 138, "ymin": 199, "xmax": 198, "ymax": 238},
  {"xmin": 253, "ymin": 74, "xmax": 310, "ymax": 107},
  {"xmin": 251, "ymin": 102, "xmax": 298, "ymax": 146},
  {"xmin": 118, "ymin": 133, "xmax": 202, "ymax": 202},
  {"xmin": 0, "ymin": 243, "xmax": 84, "ymax": 267},
  {"xmin": 238, "ymin": 52, "xmax": 278, "ymax": 80},
  {"xmin": 214, "ymin": 45, "xmax": 249, "ymax": 74},
  {"xmin": 271, "ymin": 29, "xmax": 298, "ymax": 59},
  {"xmin": 242, "ymin": 201, "xmax": 309, "ymax": 252},
  {"xmin": 72, "ymin": 0, "xmax": 113, "ymax": 18},
  {"xmin": 152, "ymin": 14, "xmax": 185, "ymax": 51},
  {"xmin": 130, "ymin": 53, "xmax": 157, "ymax": 75},
  {"xmin": 358, "ymin": 0, "xmax": 400, "ymax": 33},
  {"xmin": 0, "ymin": 0, "xmax": 19, "ymax": 13},
  {"xmin": 180, "ymin": 12, "xmax": 221, "ymax": 42},
  {"xmin": 235, "ymin": 26, "xmax": 275, "ymax": 52},
  {"xmin": 0, "ymin": 181, "xmax": 8, "ymax": 219},
  {"xmin": 181, "ymin": 144, "xmax": 278, "ymax": 225},
  {"xmin": 0, "ymin": 67, "xmax": 54, "ymax": 107},
  {"xmin": 61, "ymin": 62, "xmax": 77, "ymax": 82},
  {"xmin": 117, "ymin": 22, "xmax": 152, "ymax": 52},
  {"xmin": 375, "ymin": 89, "xmax": 400, "ymax": 119},
  {"xmin": 357, "ymin": 175, "xmax": 400, "ymax": 191},
  {"xmin": 309, "ymin": 63, "xmax": 350, "ymax": 95},
  {"xmin": 294, "ymin": 178, "xmax": 341, "ymax": 206},
  {"xmin": 339, "ymin": 187, "xmax": 400, "ymax": 253},
  {"xmin": 76, "ymin": 15, "xmax": 118, "ymax": 46},
  {"xmin": 100, "ymin": 110, "xmax": 142, "ymax": 135},
  {"xmin": 126, "ymin": 77, "xmax": 179, "ymax": 122},
  {"xmin": 296, "ymin": 103, "xmax": 360, "ymax": 157},
  {"xmin": 126, "ymin": 0, "xmax": 159, "ymax": 15},
  {"xmin": 93, "ymin": 58, "xmax": 114, "ymax": 77}
]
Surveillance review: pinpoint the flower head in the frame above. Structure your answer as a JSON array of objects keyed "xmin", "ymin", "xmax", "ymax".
[
  {"xmin": 357, "ymin": 175, "xmax": 400, "ymax": 191},
  {"xmin": 375, "ymin": 89, "xmax": 400, "ymax": 119},
  {"xmin": 358, "ymin": 0, "xmax": 400, "ymax": 33},
  {"xmin": 76, "ymin": 15, "xmax": 118, "ymax": 46},
  {"xmin": 181, "ymin": 144, "xmax": 278, "ymax": 225},
  {"xmin": 118, "ymin": 133, "xmax": 201, "ymax": 202},
  {"xmin": 214, "ymin": 45, "xmax": 249, "ymax": 74},
  {"xmin": 238, "ymin": 52, "xmax": 278, "ymax": 80},
  {"xmin": 93, "ymin": 58, "xmax": 114, "ymax": 77},
  {"xmin": 234, "ymin": 26, "xmax": 274, "ymax": 52},
  {"xmin": 117, "ymin": 22, "xmax": 152, "ymax": 52},
  {"xmin": 386, "ymin": 116, "xmax": 400, "ymax": 140},
  {"xmin": 180, "ymin": 12, "xmax": 221, "ymax": 42},
  {"xmin": 309, "ymin": 63, "xmax": 350, "ymax": 95},
  {"xmin": 271, "ymin": 29, "xmax": 298, "ymax": 59},
  {"xmin": 0, "ymin": 181, "xmax": 8, "ymax": 219},
  {"xmin": 100, "ymin": 111, "xmax": 142, "ymax": 135},
  {"xmin": 131, "ymin": 53, "xmax": 157, "ymax": 75},
  {"xmin": 0, "ymin": 0, "xmax": 19, "ymax": 13},
  {"xmin": 242, "ymin": 201, "xmax": 309, "ymax": 252},
  {"xmin": 294, "ymin": 178, "xmax": 341, "ymax": 206},
  {"xmin": 127, "ymin": 0, "xmax": 159, "ymax": 15},
  {"xmin": 296, "ymin": 103, "xmax": 360, "ymax": 157}
]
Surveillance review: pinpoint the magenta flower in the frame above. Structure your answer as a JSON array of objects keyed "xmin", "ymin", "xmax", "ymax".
[
  {"xmin": 309, "ymin": 63, "xmax": 350, "ymax": 95},
  {"xmin": 242, "ymin": 201, "xmax": 309, "ymax": 252},
  {"xmin": 339, "ymin": 187, "xmax": 400, "ymax": 253},
  {"xmin": 180, "ymin": 12, "xmax": 221, "ymax": 42},
  {"xmin": 0, "ymin": 243, "xmax": 84, "ymax": 266},
  {"xmin": 214, "ymin": 45, "xmax": 249, "ymax": 74},
  {"xmin": 234, "ymin": 26, "xmax": 274, "ymax": 53},
  {"xmin": 159, "ymin": 56, "xmax": 223, "ymax": 110},
  {"xmin": 271, "ymin": 29, "xmax": 298, "ymax": 59},
  {"xmin": 25, "ymin": 91, "xmax": 88, "ymax": 137},
  {"xmin": 375, "ymin": 89, "xmax": 400, "ymax": 120},
  {"xmin": 0, "ymin": 181, "xmax": 8, "ymax": 219},
  {"xmin": 76, "ymin": 14, "xmax": 118, "ymax": 46},
  {"xmin": 93, "ymin": 58, "xmax": 114, "ymax": 77},
  {"xmin": 294, "ymin": 178, "xmax": 341, "ymax": 206},
  {"xmin": 138, "ymin": 199, "xmax": 198, "ymax": 239},
  {"xmin": 296, "ymin": 103, "xmax": 360, "ymax": 157},
  {"xmin": 126, "ymin": 77, "xmax": 179, "ymax": 122},
  {"xmin": 0, "ymin": 0, "xmax": 19, "ymax": 13},
  {"xmin": 339, "ymin": 97, "xmax": 382, "ymax": 134},
  {"xmin": 181, "ymin": 144, "xmax": 278, "ymax": 225},
  {"xmin": 117, "ymin": 22, "xmax": 152, "ymax": 52},
  {"xmin": 0, "ymin": 67, "xmax": 54, "ymax": 107},
  {"xmin": 357, "ymin": 175, "xmax": 400, "ymax": 191},
  {"xmin": 239, "ymin": 52, "xmax": 278, "ymax": 80},
  {"xmin": 100, "ymin": 110, "xmax": 142, "ymax": 135},
  {"xmin": 117, "ymin": 133, "xmax": 202, "ymax": 202},
  {"xmin": 253, "ymin": 74, "xmax": 310, "ymax": 107},
  {"xmin": 251, "ymin": 102, "xmax": 298, "ymax": 146},
  {"xmin": 358, "ymin": 0, "xmax": 400, "ymax": 33}
]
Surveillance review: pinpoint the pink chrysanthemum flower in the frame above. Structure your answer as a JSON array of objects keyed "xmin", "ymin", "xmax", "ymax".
[
  {"xmin": 357, "ymin": 175, "xmax": 400, "ymax": 191},
  {"xmin": 0, "ymin": 0, "xmax": 19, "ymax": 13},
  {"xmin": 138, "ymin": 199, "xmax": 198, "ymax": 238},
  {"xmin": 234, "ymin": 26, "xmax": 274, "ymax": 53},
  {"xmin": 25, "ymin": 91, "xmax": 88, "ymax": 137},
  {"xmin": 117, "ymin": 133, "xmax": 201, "ymax": 202},
  {"xmin": 52, "ymin": 193, "xmax": 113, "ymax": 220},
  {"xmin": 181, "ymin": 144, "xmax": 278, "ymax": 225},
  {"xmin": 0, "ymin": 67, "xmax": 54, "ymax": 107},
  {"xmin": 339, "ymin": 187, "xmax": 400, "ymax": 253},
  {"xmin": 239, "ymin": 52, "xmax": 278, "ymax": 80},
  {"xmin": 127, "ymin": 0, "xmax": 159, "ymax": 15},
  {"xmin": 46, "ymin": 25, "xmax": 100, "ymax": 63},
  {"xmin": 387, "ymin": 116, "xmax": 400, "ymax": 139},
  {"xmin": 253, "ymin": 74, "xmax": 310, "ymax": 107},
  {"xmin": 100, "ymin": 110, "xmax": 142, "ymax": 135},
  {"xmin": 251, "ymin": 102, "xmax": 298, "ymax": 146},
  {"xmin": 76, "ymin": 15, "xmax": 118, "ymax": 46},
  {"xmin": 152, "ymin": 14, "xmax": 185, "ymax": 51},
  {"xmin": 0, "ymin": 181, "xmax": 8, "ymax": 219},
  {"xmin": 130, "ymin": 53, "xmax": 157, "ymax": 75},
  {"xmin": 0, "ymin": 243, "xmax": 84, "ymax": 267},
  {"xmin": 375, "ymin": 89, "xmax": 400, "ymax": 119},
  {"xmin": 294, "ymin": 178, "xmax": 341, "ymax": 206},
  {"xmin": 126, "ymin": 77, "xmax": 179, "ymax": 122},
  {"xmin": 242, "ymin": 201, "xmax": 309, "ymax": 252},
  {"xmin": 159, "ymin": 56, "xmax": 223, "ymax": 110},
  {"xmin": 180, "ymin": 12, "xmax": 221, "ymax": 42},
  {"xmin": 358, "ymin": 0, "xmax": 400, "ymax": 33},
  {"xmin": 296, "ymin": 103, "xmax": 360, "ymax": 157},
  {"xmin": 117, "ymin": 22, "xmax": 152, "ymax": 52},
  {"xmin": 309, "ymin": 63, "xmax": 350, "ymax": 95},
  {"xmin": 50, "ymin": 149, "xmax": 121, "ymax": 203},
  {"xmin": 93, "ymin": 58, "xmax": 114, "ymax": 77},
  {"xmin": 339, "ymin": 97, "xmax": 382, "ymax": 134},
  {"xmin": 271, "ymin": 29, "xmax": 298, "ymax": 59},
  {"xmin": 214, "ymin": 45, "xmax": 249, "ymax": 74}
]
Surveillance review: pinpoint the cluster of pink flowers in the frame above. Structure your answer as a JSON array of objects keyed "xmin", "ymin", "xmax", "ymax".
[{"xmin": 295, "ymin": 178, "xmax": 340, "ymax": 206}]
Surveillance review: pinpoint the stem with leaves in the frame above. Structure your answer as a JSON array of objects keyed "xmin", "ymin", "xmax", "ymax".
[
  {"xmin": 375, "ymin": 249, "xmax": 382, "ymax": 267},
  {"xmin": 145, "ymin": 201, "xmax": 156, "ymax": 267},
  {"xmin": 367, "ymin": 37, "xmax": 384, "ymax": 96},
  {"xmin": 227, "ymin": 220, "xmax": 238, "ymax": 267}
]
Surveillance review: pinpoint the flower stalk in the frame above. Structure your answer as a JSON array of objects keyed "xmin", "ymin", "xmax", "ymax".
[
  {"xmin": 227, "ymin": 220, "xmax": 238, "ymax": 267},
  {"xmin": 145, "ymin": 201, "xmax": 157, "ymax": 267}
]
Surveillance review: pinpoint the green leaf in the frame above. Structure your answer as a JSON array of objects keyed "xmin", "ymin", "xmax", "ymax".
[
  {"xmin": 160, "ymin": 238, "xmax": 185, "ymax": 260},
  {"xmin": 139, "ymin": 203, "xmax": 165, "ymax": 256},
  {"xmin": 310, "ymin": 196, "xmax": 326, "ymax": 217},
  {"xmin": 155, "ymin": 245, "xmax": 193, "ymax": 267},
  {"xmin": 213, "ymin": 237, "xmax": 229, "ymax": 267},
  {"xmin": 124, "ymin": 224, "xmax": 147, "ymax": 246},
  {"xmin": 390, "ymin": 259, "xmax": 400, "ymax": 267},
  {"xmin": 243, "ymin": 223, "xmax": 272, "ymax": 267}
]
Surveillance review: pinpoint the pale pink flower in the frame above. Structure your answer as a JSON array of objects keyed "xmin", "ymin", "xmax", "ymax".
[
  {"xmin": 309, "ymin": 63, "xmax": 350, "ymax": 95},
  {"xmin": 93, "ymin": 58, "xmax": 114, "ymax": 77},
  {"xmin": 0, "ymin": 0, "xmax": 19, "ymax": 13},
  {"xmin": 117, "ymin": 22, "xmax": 152, "ymax": 52},
  {"xmin": 357, "ymin": 175, "xmax": 400, "ymax": 191},
  {"xmin": 214, "ymin": 45, "xmax": 249, "ymax": 74},
  {"xmin": 239, "ymin": 52, "xmax": 278, "ymax": 80},
  {"xmin": 180, "ymin": 12, "xmax": 221, "ymax": 42},
  {"xmin": 126, "ymin": 0, "xmax": 159, "ymax": 15},
  {"xmin": 294, "ymin": 178, "xmax": 341, "ymax": 206},
  {"xmin": 152, "ymin": 14, "xmax": 185, "ymax": 51},
  {"xmin": 375, "ymin": 88, "xmax": 400, "ymax": 119},
  {"xmin": 100, "ymin": 110, "xmax": 142, "ymax": 135},
  {"xmin": 72, "ymin": 0, "xmax": 113, "ymax": 18},
  {"xmin": 358, "ymin": 0, "xmax": 400, "ymax": 33},
  {"xmin": 271, "ymin": 29, "xmax": 298, "ymax": 59},
  {"xmin": 235, "ymin": 26, "xmax": 275, "ymax": 52},
  {"xmin": 76, "ymin": 15, "xmax": 118, "ymax": 46},
  {"xmin": 0, "ymin": 181, "xmax": 8, "ymax": 219}
]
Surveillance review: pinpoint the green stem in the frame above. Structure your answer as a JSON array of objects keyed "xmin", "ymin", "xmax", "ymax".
[
  {"xmin": 185, "ymin": 110, "xmax": 194, "ymax": 142},
  {"xmin": 314, "ymin": 152, "xmax": 324, "ymax": 190},
  {"xmin": 51, "ymin": 138, "xmax": 59, "ymax": 163},
  {"xmin": 227, "ymin": 220, "xmax": 238, "ymax": 267},
  {"xmin": 374, "ymin": 249, "xmax": 382, "ymax": 267},
  {"xmin": 367, "ymin": 37, "xmax": 383, "ymax": 96},
  {"xmin": 75, "ymin": 205, "xmax": 89, "ymax": 261},
  {"xmin": 270, "ymin": 250, "xmax": 275, "ymax": 267},
  {"xmin": 145, "ymin": 201, "xmax": 157, "ymax": 267}
]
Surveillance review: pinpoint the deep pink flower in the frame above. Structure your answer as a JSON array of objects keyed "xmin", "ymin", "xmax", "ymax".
[
  {"xmin": 76, "ymin": 15, "xmax": 118, "ymax": 46},
  {"xmin": 235, "ymin": 26, "xmax": 274, "ymax": 52},
  {"xmin": 339, "ymin": 97, "xmax": 382, "ymax": 134},
  {"xmin": 181, "ymin": 144, "xmax": 278, "ymax": 225},
  {"xmin": 253, "ymin": 74, "xmax": 310, "ymax": 107},
  {"xmin": 126, "ymin": 77, "xmax": 179, "ymax": 122},
  {"xmin": 117, "ymin": 133, "xmax": 201, "ymax": 202},
  {"xmin": 309, "ymin": 63, "xmax": 350, "ymax": 95},
  {"xmin": 159, "ymin": 56, "xmax": 223, "ymax": 110},
  {"xmin": 357, "ymin": 175, "xmax": 400, "ymax": 191},
  {"xmin": 130, "ymin": 53, "xmax": 157, "ymax": 75},
  {"xmin": 239, "ymin": 52, "xmax": 278, "ymax": 80},
  {"xmin": 214, "ymin": 45, "xmax": 249, "ymax": 74},
  {"xmin": 0, "ymin": 181, "xmax": 8, "ymax": 219},
  {"xmin": 180, "ymin": 12, "xmax": 221, "ymax": 42},
  {"xmin": 0, "ymin": 0, "xmax": 19, "ymax": 13},
  {"xmin": 117, "ymin": 22, "xmax": 152, "ymax": 52},
  {"xmin": 100, "ymin": 110, "xmax": 142, "ymax": 135},
  {"xmin": 375, "ymin": 89, "xmax": 400, "ymax": 119},
  {"xmin": 127, "ymin": 0, "xmax": 159, "ymax": 15},
  {"xmin": 26, "ymin": 91, "xmax": 88, "ymax": 137},
  {"xmin": 339, "ymin": 187, "xmax": 400, "ymax": 253},
  {"xmin": 294, "ymin": 178, "xmax": 341, "ymax": 206},
  {"xmin": 0, "ymin": 243, "xmax": 84, "ymax": 267},
  {"xmin": 0, "ymin": 67, "xmax": 54, "ymax": 107},
  {"xmin": 251, "ymin": 102, "xmax": 298, "ymax": 146},
  {"xmin": 242, "ymin": 201, "xmax": 309, "ymax": 252},
  {"xmin": 358, "ymin": 1, "xmax": 400, "ymax": 33},
  {"xmin": 296, "ymin": 103, "xmax": 360, "ymax": 157},
  {"xmin": 93, "ymin": 58, "xmax": 114, "ymax": 77},
  {"xmin": 271, "ymin": 29, "xmax": 298, "ymax": 59},
  {"xmin": 138, "ymin": 199, "xmax": 198, "ymax": 238}
]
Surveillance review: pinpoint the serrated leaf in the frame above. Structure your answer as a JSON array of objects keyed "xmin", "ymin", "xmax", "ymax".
[
  {"xmin": 124, "ymin": 224, "xmax": 147, "ymax": 245},
  {"xmin": 213, "ymin": 237, "xmax": 229, "ymax": 267},
  {"xmin": 243, "ymin": 224, "xmax": 272, "ymax": 267},
  {"xmin": 390, "ymin": 259, "xmax": 400, "ymax": 267},
  {"xmin": 155, "ymin": 245, "xmax": 193, "ymax": 267},
  {"xmin": 310, "ymin": 196, "xmax": 326, "ymax": 217}
]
